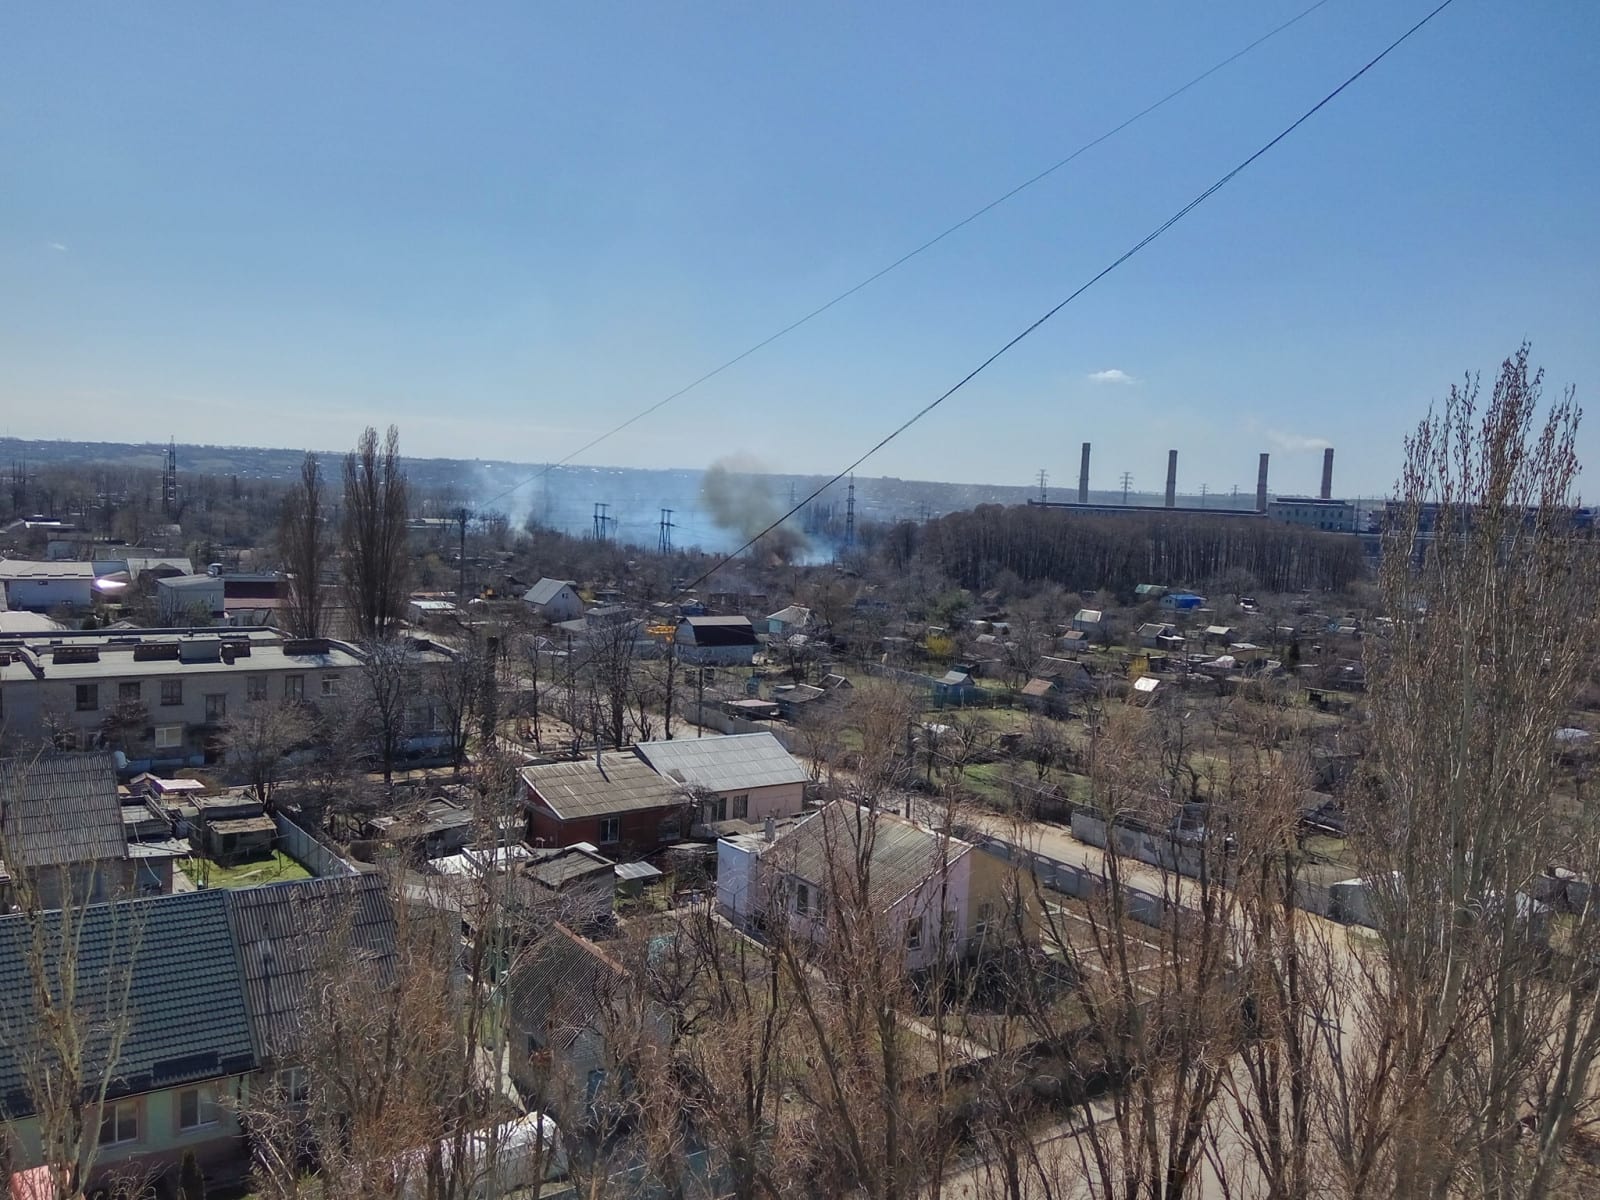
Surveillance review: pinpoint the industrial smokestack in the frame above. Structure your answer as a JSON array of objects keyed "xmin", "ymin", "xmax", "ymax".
[
  {"xmin": 1165, "ymin": 450, "xmax": 1178, "ymax": 508},
  {"xmin": 1320, "ymin": 447, "xmax": 1334, "ymax": 500},
  {"xmin": 1256, "ymin": 453, "xmax": 1270, "ymax": 513},
  {"xmin": 1078, "ymin": 442, "xmax": 1091, "ymax": 504}
]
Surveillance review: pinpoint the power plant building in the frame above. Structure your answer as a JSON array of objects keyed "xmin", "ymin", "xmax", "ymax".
[{"xmin": 1266, "ymin": 497, "xmax": 1358, "ymax": 532}]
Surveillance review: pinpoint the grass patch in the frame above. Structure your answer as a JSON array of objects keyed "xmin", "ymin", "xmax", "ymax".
[{"xmin": 179, "ymin": 850, "xmax": 312, "ymax": 889}]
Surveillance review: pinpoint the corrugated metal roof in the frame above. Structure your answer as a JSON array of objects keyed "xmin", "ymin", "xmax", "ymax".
[
  {"xmin": 633, "ymin": 733, "xmax": 808, "ymax": 794},
  {"xmin": 224, "ymin": 875, "xmax": 397, "ymax": 1061},
  {"xmin": 523, "ymin": 578, "xmax": 577, "ymax": 606},
  {"xmin": 772, "ymin": 803, "xmax": 970, "ymax": 912},
  {"xmin": 0, "ymin": 752, "xmax": 128, "ymax": 870},
  {"xmin": 0, "ymin": 888, "xmax": 256, "ymax": 1117},
  {"xmin": 520, "ymin": 755, "xmax": 686, "ymax": 821},
  {"xmin": 0, "ymin": 561, "xmax": 95, "ymax": 579},
  {"xmin": 508, "ymin": 925, "xmax": 628, "ymax": 1051}
]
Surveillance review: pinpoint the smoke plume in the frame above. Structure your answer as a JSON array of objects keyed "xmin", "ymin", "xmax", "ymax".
[{"xmin": 700, "ymin": 455, "xmax": 807, "ymax": 563}]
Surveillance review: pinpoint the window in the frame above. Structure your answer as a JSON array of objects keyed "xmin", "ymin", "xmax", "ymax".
[
  {"xmin": 99, "ymin": 1099, "xmax": 139, "ymax": 1146},
  {"xmin": 284, "ymin": 674, "xmax": 304, "ymax": 701},
  {"xmin": 160, "ymin": 679, "xmax": 183, "ymax": 706},
  {"xmin": 731, "ymin": 794, "xmax": 749, "ymax": 820},
  {"xmin": 247, "ymin": 675, "xmax": 268, "ymax": 702},
  {"xmin": 177, "ymin": 1085, "xmax": 218, "ymax": 1131},
  {"xmin": 279, "ymin": 1067, "xmax": 309, "ymax": 1105},
  {"xmin": 205, "ymin": 694, "xmax": 226, "ymax": 722},
  {"xmin": 154, "ymin": 724, "xmax": 184, "ymax": 750},
  {"xmin": 905, "ymin": 916, "xmax": 923, "ymax": 952},
  {"xmin": 75, "ymin": 683, "xmax": 99, "ymax": 712},
  {"xmin": 119, "ymin": 681, "xmax": 141, "ymax": 705},
  {"xmin": 598, "ymin": 817, "xmax": 621, "ymax": 845},
  {"xmin": 702, "ymin": 797, "xmax": 727, "ymax": 823},
  {"xmin": 795, "ymin": 882, "xmax": 811, "ymax": 915},
  {"xmin": 974, "ymin": 901, "xmax": 995, "ymax": 935},
  {"xmin": 320, "ymin": 675, "xmax": 338, "ymax": 697}
]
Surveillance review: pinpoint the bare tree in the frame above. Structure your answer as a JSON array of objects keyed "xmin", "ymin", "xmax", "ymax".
[
  {"xmin": 356, "ymin": 639, "xmax": 419, "ymax": 787},
  {"xmin": 280, "ymin": 452, "xmax": 330, "ymax": 640},
  {"xmin": 224, "ymin": 701, "xmax": 311, "ymax": 809},
  {"xmin": 1348, "ymin": 345, "xmax": 1600, "ymax": 1200},
  {"xmin": 340, "ymin": 426, "xmax": 411, "ymax": 642}
]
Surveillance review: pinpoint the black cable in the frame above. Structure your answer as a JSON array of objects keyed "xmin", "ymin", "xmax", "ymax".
[
  {"xmin": 478, "ymin": 0, "xmax": 1339, "ymax": 512},
  {"xmin": 676, "ymin": 0, "xmax": 1458, "ymax": 596}
]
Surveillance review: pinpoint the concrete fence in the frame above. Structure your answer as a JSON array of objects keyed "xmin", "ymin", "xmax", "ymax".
[{"xmin": 275, "ymin": 813, "xmax": 359, "ymax": 878}]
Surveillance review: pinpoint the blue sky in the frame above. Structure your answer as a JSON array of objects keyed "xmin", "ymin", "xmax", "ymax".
[{"xmin": 2, "ymin": 1, "xmax": 1596, "ymax": 501}]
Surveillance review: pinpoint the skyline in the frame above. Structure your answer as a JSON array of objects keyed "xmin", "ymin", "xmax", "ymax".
[{"xmin": 3, "ymin": 2, "xmax": 1597, "ymax": 499}]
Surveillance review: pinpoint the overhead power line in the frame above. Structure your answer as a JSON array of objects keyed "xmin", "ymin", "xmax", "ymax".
[
  {"xmin": 478, "ymin": 0, "xmax": 1337, "ymax": 512},
  {"xmin": 677, "ymin": 0, "xmax": 1458, "ymax": 596}
]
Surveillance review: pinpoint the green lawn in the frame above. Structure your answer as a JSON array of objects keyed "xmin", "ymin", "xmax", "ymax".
[{"xmin": 179, "ymin": 850, "xmax": 312, "ymax": 889}]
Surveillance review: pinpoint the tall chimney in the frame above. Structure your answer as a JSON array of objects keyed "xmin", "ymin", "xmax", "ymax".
[
  {"xmin": 1320, "ymin": 447, "xmax": 1334, "ymax": 500},
  {"xmin": 1165, "ymin": 450, "xmax": 1178, "ymax": 508},
  {"xmin": 1256, "ymin": 453, "xmax": 1270, "ymax": 513},
  {"xmin": 1078, "ymin": 442, "xmax": 1091, "ymax": 504}
]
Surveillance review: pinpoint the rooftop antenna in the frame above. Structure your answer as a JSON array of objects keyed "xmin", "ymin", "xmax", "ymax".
[{"xmin": 658, "ymin": 508, "xmax": 676, "ymax": 555}]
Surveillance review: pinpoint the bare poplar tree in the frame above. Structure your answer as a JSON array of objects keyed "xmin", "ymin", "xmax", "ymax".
[
  {"xmin": 340, "ymin": 426, "xmax": 411, "ymax": 642},
  {"xmin": 279, "ymin": 452, "xmax": 330, "ymax": 640}
]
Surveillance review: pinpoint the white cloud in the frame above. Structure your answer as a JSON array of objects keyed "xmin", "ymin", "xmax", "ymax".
[
  {"xmin": 46, "ymin": 242, "xmax": 68, "ymax": 252},
  {"xmin": 1266, "ymin": 430, "xmax": 1331, "ymax": 453},
  {"xmin": 1086, "ymin": 368, "xmax": 1136, "ymax": 385}
]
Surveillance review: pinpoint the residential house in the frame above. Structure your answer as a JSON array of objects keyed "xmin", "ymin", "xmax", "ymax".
[
  {"xmin": 523, "ymin": 579, "xmax": 584, "ymax": 623},
  {"xmin": 770, "ymin": 683, "xmax": 827, "ymax": 721},
  {"xmin": 765, "ymin": 605, "xmax": 815, "ymax": 638},
  {"xmin": 634, "ymin": 732, "xmax": 809, "ymax": 828},
  {"xmin": 1071, "ymin": 609, "xmax": 1105, "ymax": 637},
  {"xmin": 1133, "ymin": 583, "xmax": 1167, "ymax": 600},
  {"xmin": 0, "ymin": 888, "xmax": 258, "ymax": 1194},
  {"xmin": 363, "ymin": 796, "xmax": 474, "ymax": 860},
  {"xmin": 718, "ymin": 802, "xmax": 1039, "ymax": 970},
  {"xmin": 0, "ymin": 560, "xmax": 95, "ymax": 611},
  {"xmin": 1159, "ymin": 592, "xmax": 1206, "ymax": 612},
  {"xmin": 1202, "ymin": 625, "xmax": 1235, "ymax": 647},
  {"xmin": 156, "ymin": 575, "xmax": 226, "ymax": 624},
  {"xmin": 522, "ymin": 754, "xmax": 688, "ymax": 856},
  {"xmin": 521, "ymin": 844, "xmax": 618, "ymax": 934},
  {"xmin": 507, "ymin": 924, "xmax": 641, "ymax": 1117},
  {"xmin": 1019, "ymin": 677, "xmax": 1069, "ymax": 716},
  {"xmin": 674, "ymin": 615, "xmax": 758, "ymax": 667},
  {"xmin": 0, "ymin": 752, "xmax": 137, "ymax": 907},
  {"xmin": 1135, "ymin": 622, "xmax": 1175, "ymax": 649},
  {"xmin": 934, "ymin": 669, "xmax": 983, "ymax": 707}
]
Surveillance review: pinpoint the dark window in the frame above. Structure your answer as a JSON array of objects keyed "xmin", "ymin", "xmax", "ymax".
[
  {"xmin": 205, "ymin": 694, "xmax": 226, "ymax": 722},
  {"xmin": 599, "ymin": 817, "xmax": 620, "ymax": 844},
  {"xmin": 732, "ymin": 794, "xmax": 749, "ymax": 820},
  {"xmin": 75, "ymin": 683, "xmax": 99, "ymax": 712},
  {"xmin": 99, "ymin": 1100, "xmax": 139, "ymax": 1146},
  {"xmin": 247, "ymin": 675, "xmax": 267, "ymax": 702},
  {"xmin": 160, "ymin": 679, "xmax": 182, "ymax": 706},
  {"xmin": 284, "ymin": 675, "xmax": 304, "ymax": 700},
  {"xmin": 119, "ymin": 681, "xmax": 141, "ymax": 704}
]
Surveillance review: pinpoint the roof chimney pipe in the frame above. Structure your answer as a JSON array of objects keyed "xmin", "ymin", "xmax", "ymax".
[
  {"xmin": 1078, "ymin": 442, "xmax": 1091, "ymax": 505},
  {"xmin": 1256, "ymin": 453, "xmax": 1270, "ymax": 513},
  {"xmin": 1165, "ymin": 450, "xmax": 1178, "ymax": 508},
  {"xmin": 1320, "ymin": 447, "xmax": 1334, "ymax": 500}
]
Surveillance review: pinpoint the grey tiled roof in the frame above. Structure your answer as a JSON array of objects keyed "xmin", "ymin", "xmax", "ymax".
[
  {"xmin": 521, "ymin": 755, "xmax": 686, "ymax": 821},
  {"xmin": 634, "ymin": 733, "xmax": 808, "ymax": 794},
  {"xmin": 509, "ymin": 924, "xmax": 627, "ymax": 1051},
  {"xmin": 224, "ymin": 874, "xmax": 397, "ymax": 1062},
  {"xmin": 0, "ymin": 752, "xmax": 128, "ymax": 870},
  {"xmin": 0, "ymin": 888, "xmax": 256, "ymax": 1117}
]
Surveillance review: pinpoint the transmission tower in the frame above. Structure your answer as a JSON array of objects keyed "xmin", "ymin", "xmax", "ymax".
[
  {"xmin": 1120, "ymin": 472, "xmax": 1133, "ymax": 505},
  {"xmin": 592, "ymin": 502, "xmax": 612, "ymax": 541},
  {"xmin": 1198, "ymin": 483, "xmax": 1209, "ymax": 508},
  {"xmin": 844, "ymin": 476, "xmax": 856, "ymax": 550},
  {"xmin": 658, "ymin": 508, "xmax": 676, "ymax": 554},
  {"xmin": 1037, "ymin": 468, "xmax": 1048, "ymax": 504},
  {"xmin": 161, "ymin": 438, "xmax": 179, "ymax": 518}
]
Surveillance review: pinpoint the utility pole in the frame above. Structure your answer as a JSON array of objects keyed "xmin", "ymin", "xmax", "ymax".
[
  {"xmin": 1037, "ymin": 468, "xmax": 1048, "ymax": 504},
  {"xmin": 1120, "ymin": 472, "xmax": 1134, "ymax": 505},
  {"xmin": 695, "ymin": 666, "xmax": 705, "ymax": 738},
  {"xmin": 658, "ymin": 508, "xmax": 675, "ymax": 554}
]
